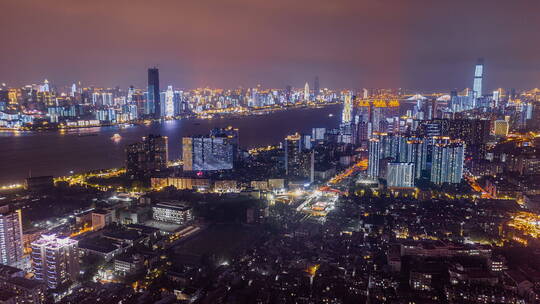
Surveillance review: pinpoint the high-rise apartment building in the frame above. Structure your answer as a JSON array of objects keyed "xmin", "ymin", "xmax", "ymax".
[
  {"xmin": 0, "ymin": 205, "xmax": 24, "ymax": 267},
  {"xmin": 367, "ymin": 138, "xmax": 381, "ymax": 179},
  {"xmin": 31, "ymin": 235, "xmax": 79, "ymax": 289},
  {"xmin": 283, "ymin": 133, "xmax": 314, "ymax": 181},
  {"xmin": 401, "ymin": 138, "xmax": 428, "ymax": 179},
  {"xmin": 284, "ymin": 133, "xmax": 303, "ymax": 177},
  {"xmin": 182, "ymin": 127, "xmax": 238, "ymax": 171},
  {"xmin": 387, "ymin": 162, "xmax": 415, "ymax": 188},
  {"xmin": 312, "ymin": 128, "xmax": 326, "ymax": 141},
  {"xmin": 430, "ymin": 139, "xmax": 465, "ymax": 185},
  {"xmin": 126, "ymin": 134, "xmax": 168, "ymax": 178}
]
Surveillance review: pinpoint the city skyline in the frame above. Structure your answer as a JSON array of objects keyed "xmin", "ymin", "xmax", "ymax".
[
  {"xmin": 2, "ymin": 1, "xmax": 540, "ymax": 303},
  {"xmin": 1, "ymin": 0, "xmax": 539, "ymax": 90}
]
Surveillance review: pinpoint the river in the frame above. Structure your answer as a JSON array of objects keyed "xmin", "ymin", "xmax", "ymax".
[{"xmin": 0, "ymin": 104, "xmax": 341, "ymax": 184}]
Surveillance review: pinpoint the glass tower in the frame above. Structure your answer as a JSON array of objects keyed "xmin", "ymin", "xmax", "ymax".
[
  {"xmin": 148, "ymin": 67, "xmax": 160, "ymax": 118},
  {"xmin": 473, "ymin": 58, "xmax": 484, "ymax": 102}
]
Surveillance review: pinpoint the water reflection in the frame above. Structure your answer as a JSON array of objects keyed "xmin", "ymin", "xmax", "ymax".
[{"xmin": 0, "ymin": 105, "xmax": 340, "ymax": 183}]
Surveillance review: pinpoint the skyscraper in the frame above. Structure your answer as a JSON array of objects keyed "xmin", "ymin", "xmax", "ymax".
[
  {"xmin": 0, "ymin": 205, "xmax": 23, "ymax": 267},
  {"xmin": 473, "ymin": 58, "xmax": 484, "ymax": 101},
  {"xmin": 402, "ymin": 138, "xmax": 428, "ymax": 179},
  {"xmin": 371, "ymin": 107, "xmax": 382, "ymax": 133},
  {"xmin": 284, "ymin": 133, "xmax": 303, "ymax": 177},
  {"xmin": 367, "ymin": 138, "xmax": 381, "ymax": 179},
  {"xmin": 285, "ymin": 85, "xmax": 292, "ymax": 103},
  {"xmin": 31, "ymin": 235, "xmax": 79, "ymax": 289},
  {"xmin": 283, "ymin": 133, "xmax": 313, "ymax": 181},
  {"xmin": 304, "ymin": 82, "xmax": 310, "ymax": 101},
  {"xmin": 126, "ymin": 134, "xmax": 168, "ymax": 178},
  {"xmin": 127, "ymin": 85, "xmax": 135, "ymax": 103},
  {"xmin": 70, "ymin": 83, "xmax": 77, "ymax": 97},
  {"xmin": 342, "ymin": 92, "xmax": 353, "ymax": 124},
  {"xmin": 148, "ymin": 67, "xmax": 160, "ymax": 118},
  {"xmin": 430, "ymin": 139, "xmax": 465, "ymax": 185},
  {"xmin": 163, "ymin": 85, "xmax": 174, "ymax": 117}
]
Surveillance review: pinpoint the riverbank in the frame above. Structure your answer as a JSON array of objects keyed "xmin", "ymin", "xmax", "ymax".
[
  {"xmin": 0, "ymin": 102, "xmax": 340, "ymax": 133},
  {"xmin": 0, "ymin": 104, "xmax": 342, "ymax": 184}
]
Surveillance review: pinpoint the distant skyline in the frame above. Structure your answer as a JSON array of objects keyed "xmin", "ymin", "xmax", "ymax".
[{"xmin": 1, "ymin": 0, "xmax": 539, "ymax": 91}]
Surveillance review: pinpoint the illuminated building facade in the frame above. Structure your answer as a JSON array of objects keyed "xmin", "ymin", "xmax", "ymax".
[
  {"xmin": 430, "ymin": 139, "xmax": 465, "ymax": 185},
  {"xmin": 367, "ymin": 138, "xmax": 381, "ymax": 179},
  {"xmin": 387, "ymin": 162, "xmax": 415, "ymax": 188},
  {"xmin": 401, "ymin": 138, "xmax": 428, "ymax": 179},
  {"xmin": 162, "ymin": 85, "xmax": 175, "ymax": 117},
  {"xmin": 0, "ymin": 275, "xmax": 47, "ymax": 304},
  {"xmin": 151, "ymin": 177, "xmax": 211, "ymax": 190},
  {"xmin": 312, "ymin": 128, "xmax": 326, "ymax": 141},
  {"xmin": 31, "ymin": 235, "xmax": 79, "ymax": 289},
  {"xmin": 341, "ymin": 92, "xmax": 353, "ymax": 124},
  {"xmin": 91, "ymin": 210, "xmax": 114, "ymax": 231},
  {"xmin": 0, "ymin": 205, "xmax": 24, "ymax": 267},
  {"xmin": 284, "ymin": 133, "xmax": 302, "ymax": 177},
  {"xmin": 371, "ymin": 107, "xmax": 382, "ymax": 133},
  {"xmin": 126, "ymin": 134, "xmax": 168, "ymax": 178},
  {"xmin": 182, "ymin": 127, "xmax": 238, "ymax": 171},
  {"xmin": 152, "ymin": 202, "xmax": 193, "ymax": 225},
  {"xmin": 473, "ymin": 58, "xmax": 484, "ymax": 101},
  {"xmin": 493, "ymin": 120, "xmax": 509, "ymax": 137},
  {"xmin": 304, "ymin": 82, "xmax": 310, "ymax": 101}
]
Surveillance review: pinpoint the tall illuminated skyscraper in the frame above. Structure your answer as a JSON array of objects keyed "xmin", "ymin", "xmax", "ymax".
[
  {"xmin": 148, "ymin": 67, "xmax": 160, "ymax": 118},
  {"xmin": 163, "ymin": 85, "xmax": 174, "ymax": 117},
  {"xmin": 342, "ymin": 92, "xmax": 353, "ymax": 124},
  {"xmin": 0, "ymin": 205, "xmax": 24, "ymax": 267},
  {"xmin": 304, "ymin": 82, "xmax": 310, "ymax": 101},
  {"xmin": 284, "ymin": 133, "xmax": 302, "ymax": 177},
  {"xmin": 70, "ymin": 83, "xmax": 77, "ymax": 97},
  {"xmin": 127, "ymin": 85, "xmax": 135, "ymax": 103},
  {"xmin": 473, "ymin": 58, "xmax": 484, "ymax": 101},
  {"xmin": 367, "ymin": 138, "xmax": 381, "ymax": 179}
]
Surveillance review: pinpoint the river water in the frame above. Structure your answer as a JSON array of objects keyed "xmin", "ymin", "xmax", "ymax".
[{"xmin": 0, "ymin": 105, "xmax": 341, "ymax": 184}]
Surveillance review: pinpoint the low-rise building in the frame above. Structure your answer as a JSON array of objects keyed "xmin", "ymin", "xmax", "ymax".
[
  {"xmin": 152, "ymin": 202, "xmax": 193, "ymax": 225},
  {"xmin": 114, "ymin": 253, "xmax": 144, "ymax": 276},
  {"xmin": 92, "ymin": 209, "xmax": 114, "ymax": 231}
]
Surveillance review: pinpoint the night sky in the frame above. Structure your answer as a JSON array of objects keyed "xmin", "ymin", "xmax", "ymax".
[{"xmin": 1, "ymin": 0, "xmax": 539, "ymax": 91}]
